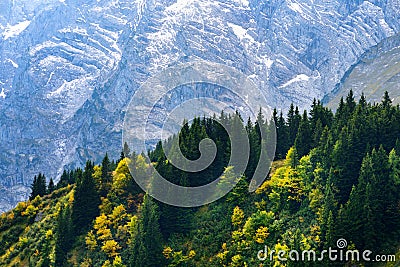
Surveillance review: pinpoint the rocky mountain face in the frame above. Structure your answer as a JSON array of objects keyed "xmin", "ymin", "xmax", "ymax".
[
  {"xmin": 0, "ymin": 0, "xmax": 399, "ymax": 212},
  {"xmin": 324, "ymin": 33, "xmax": 400, "ymax": 108}
]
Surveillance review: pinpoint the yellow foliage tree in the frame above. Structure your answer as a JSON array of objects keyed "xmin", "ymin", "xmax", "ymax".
[
  {"xmin": 86, "ymin": 230, "xmax": 98, "ymax": 251},
  {"xmin": 109, "ymin": 205, "xmax": 127, "ymax": 228},
  {"xmin": 255, "ymin": 226, "xmax": 269, "ymax": 244},
  {"xmin": 163, "ymin": 246, "xmax": 196, "ymax": 267},
  {"xmin": 97, "ymin": 228, "xmax": 112, "ymax": 241},
  {"xmin": 112, "ymin": 159, "xmax": 132, "ymax": 192},
  {"xmin": 22, "ymin": 204, "xmax": 38, "ymax": 217},
  {"xmin": 231, "ymin": 206, "xmax": 244, "ymax": 228},
  {"xmin": 94, "ymin": 214, "xmax": 111, "ymax": 230},
  {"xmin": 101, "ymin": 239, "xmax": 121, "ymax": 258}
]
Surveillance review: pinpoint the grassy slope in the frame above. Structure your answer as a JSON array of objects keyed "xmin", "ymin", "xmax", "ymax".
[
  {"xmin": 0, "ymin": 186, "xmax": 74, "ymax": 266},
  {"xmin": 1, "ymin": 159, "xmax": 397, "ymax": 267},
  {"xmin": 0, "ymin": 160, "xmax": 291, "ymax": 267}
]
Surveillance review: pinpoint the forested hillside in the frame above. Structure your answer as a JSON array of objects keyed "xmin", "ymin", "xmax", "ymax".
[{"xmin": 1, "ymin": 91, "xmax": 400, "ymax": 266}]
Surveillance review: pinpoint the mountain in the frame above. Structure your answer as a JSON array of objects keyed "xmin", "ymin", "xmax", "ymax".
[
  {"xmin": 1, "ymin": 94, "xmax": 400, "ymax": 266},
  {"xmin": 0, "ymin": 0, "xmax": 400, "ymax": 212},
  {"xmin": 324, "ymin": 33, "xmax": 400, "ymax": 108}
]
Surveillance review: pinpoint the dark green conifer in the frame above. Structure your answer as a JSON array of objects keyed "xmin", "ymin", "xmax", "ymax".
[
  {"xmin": 130, "ymin": 195, "xmax": 164, "ymax": 267},
  {"xmin": 47, "ymin": 178, "xmax": 55, "ymax": 194},
  {"xmin": 72, "ymin": 161, "xmax": 100, "ymax": 234},
  {"xmin": 294, "ymin": 110, "xmax": 312, "ymax": 157}
]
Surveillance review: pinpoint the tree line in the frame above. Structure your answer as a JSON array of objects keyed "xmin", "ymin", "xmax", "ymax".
[{"xmin": 25, "ymin": 90, "xmax": 400, "ymax": 266}]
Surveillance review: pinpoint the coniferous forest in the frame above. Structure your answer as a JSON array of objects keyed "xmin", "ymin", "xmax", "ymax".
[{"xmin": 1, "ymin": 91, "xmax": 400, "ymax": 266}]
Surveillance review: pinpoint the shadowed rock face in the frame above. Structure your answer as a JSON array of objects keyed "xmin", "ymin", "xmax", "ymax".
[{"xmin": 0, "ymin": 0, "xmax": 399, "ymax": 212}]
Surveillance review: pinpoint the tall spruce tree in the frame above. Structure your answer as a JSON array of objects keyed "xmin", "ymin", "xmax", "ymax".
[
  {"xmin": 338, "ymin": 147, "xmax": 400, "ymax": 251},
  {"xmin": 100, "ymin": 153, "xmax": 113, "ymax": 196},
  {"xmin": 57, "ymin": 170, "xmax": 69, "ymax": 189},
  {"xmin": 29, "ymin": 173, "xmax": 47, "ymax": 200},
  {"xmin": 72, "ymin": 161, "xmax": 100, "ymax": 234},
  {"xmin": 123, "ymin": 142, "xmax": 131, "ymax": 159},
  {"xmin": 47, "ymin": 178, "xmax": 55, "ymax": 194},
  {"xmin": 275, "ymin": 111, "xmax": 289, "ymax": 159},
  {"xmin": 345, "ymin": 89, "xmax": 356, "ymax": 114},
  {"xmin": 55, "ymin": 205, "xmax": 73, "ymax": 267},
  {"xmin": 382, "ymin": 90, "xmax": 392, "ymax": 109},
  {"xmin": 294, "ymin": 110, "xmax": 312, "ymax": 157},
  {"xmin": 287, "ymin": 104, "xmax": 301, "ymax": 146},
  {"xmin": 330, "ymin": 126, "xmax": 359, "ymax": 204},
  {"xmin": 130, "ymin": 195, "xmax": 164, "ymax": 267}
]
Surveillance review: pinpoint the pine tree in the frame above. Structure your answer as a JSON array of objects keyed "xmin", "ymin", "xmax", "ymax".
[
  {"xmin": 70, "ymin": 169, "xmax": 79, "ymax": 184},
  {"xmin": 29, "ymin": 173, "xmax": 47, "ymax": 200},
  {"xmin": 310, "ymin": 98, "xmax": 318, "ymax": 122},
  {"xmin": 100, "ymin": 153, "xmax": 113, "ymax": 196},
  {"xmin": 338, "ymin": 147, "xmax": 400, "ymax": 251},
  {"xmin": 72, "ymin": 161, "xmax": 100, "ymax": 234},
  {"xmin": 119, "ymin": 143, "xmax": 133, "ymax": 164},
  {"xmin": 245, "ymin": 116, "xmax": 261, "ymax": 179},
  {"xmin": 47, "ymin": 178, "xmax": 55, "ymax": 194},
  {"xmin": 389, "ymin": 148, "xmax": 400, "ymax": 185},
  {"xmin": 130, "ymin": 195, "xmax": 164, "ymax": 267},
  {"xmin": 382, "ymin": 90, "xmax": 392, "ymax": 109},
  {"xmin": 57, "ymin": 170, "xmax": 69, "ymax": 189},
  {"xmin": 330, "ymin": 126, "xmax": 361, "ymax": 204},
  {"xmin": 309, "ymin": 99, "xmax": 333, "ymax": 147},
  {"xmin": 395, "ymin": 139, "xmax": 400, "ymax": 155},
  {"xmin": 333, "ymin": 97, "xmax": 347, "ymax": 135},
  {"xmin": 359, "ymin": 92, "xmax": 367, "ymax": 108},
  {"xmin": 123, "ymin": 142, "xmax": 131, "ymax": 159},
  {"xmin": 55, "ymin": 205, "xmax": 73, "ymax": 267},
  {"xmin": 287, "ymin": 104, "xmax": 301, "ymax": 146},
  {"xmin": 29, "ymin": 175, "xmax": 38, "ymax": 201},
  {"xmin": 345, "ymin": 89, "xmax": 356, "ymax": 114},
  {"xmin": 275, "ymin": 110, "xmax": 289, "ymax": 159},
  {"xmin": 294, "ymin": 110, "xmax": 312, "ymax": 157},
  {"xmin": 321, "ymin": 173, "xmax": 338, "ymax": 246},
  {"xmin": 40, "ymin": 239, "xmax": 52, "ymax": 267},
  {"xmin": 312, "ymin": 119, "xmax": 323, "ymax": 148}
]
